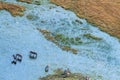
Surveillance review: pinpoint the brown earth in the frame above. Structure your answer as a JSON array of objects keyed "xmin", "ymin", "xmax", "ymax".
[
  {"xmin": 17, "ymin": 0, "xmax": 41, "ymax": 5},
  {"xmin": 17, "ymin": 0, "xmax": 32, "ymax": 4},
  {"xmin": 0, "ymin": 1, "xmax": 25, "ymax": 16},
  {"xmin": 50, "ymin": 0, "xmax": 120, "ymax": 38}
]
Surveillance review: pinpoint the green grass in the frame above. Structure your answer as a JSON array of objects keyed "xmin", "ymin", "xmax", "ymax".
[
  {"xmin": 54, "ymin": 34, "xmax": 82, "ymax": 46},
  {"xmin": 40, "ymin": 68, "xmax": 86, "ymax": 80},
  {"xmin": 26, "ymin": 14, "xmax": 39, "ymax": 20}
]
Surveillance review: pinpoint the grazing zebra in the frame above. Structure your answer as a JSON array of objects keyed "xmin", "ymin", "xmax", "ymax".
[
  {"xmin": 12, "ymin": 54, "xmax": 22, "ymax": 62},
  {"xmin": 45, "ymin": 65, "xmax": 49, "ymax": 72},
  {"xmin": 11, "ymin": 54, "xmax": 22, "ymax": 65},
  {"xmin": 29, "ymin": 51, "xmax": 37, "ymax": 59},
  {"xmin": 11, "ymin": 60, "xmax": 17, "ymax": 65},
  {"xmin": 62, "ymin": 68, "xmax": 71, "ymax": 78},
  {"xmin": 86, "ymin": 76, "xmax": 90, "ymax": 80}
]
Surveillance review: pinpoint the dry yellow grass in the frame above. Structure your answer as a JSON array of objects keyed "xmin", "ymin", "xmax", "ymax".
[
  {"xmin": 0, "ymin": 1, "xmax": 25, "ymax": 16},
  {"xmin": 51, "ymin": 0, "xmax": 120, "ymax": 38}
]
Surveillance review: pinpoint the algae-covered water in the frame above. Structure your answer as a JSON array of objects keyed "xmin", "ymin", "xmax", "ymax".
[{"xmin": 0, "ymin": 0, "xmax": 120, "ymax": 80}]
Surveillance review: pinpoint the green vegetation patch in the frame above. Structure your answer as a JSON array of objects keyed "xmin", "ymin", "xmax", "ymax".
[
  {"xmin": 40, "ymin": 68, "xmax": 86, "ymax": 80},
  {"xmin": 26, "ymin": 14, "xmax": 39, "ymax": 21},
  {"xmin": 37, "ymin": 28, "xmax": 78, "ymax": 54},
  {"xmin": 33, "ymin": 0, "xmax": 41, "ymax": 5},
  {"xmin": 54, "ymin": 34, "xmax": 82, "ymax": 46}
]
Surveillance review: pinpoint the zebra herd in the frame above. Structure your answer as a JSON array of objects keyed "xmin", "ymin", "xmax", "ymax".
[
  {"xmin": 11, "ymin": 51, "xmax": 37, "ymax": 65},
  {"xmin": 11, "ymin": 51, "xmax": 50, "ymax": 73}
]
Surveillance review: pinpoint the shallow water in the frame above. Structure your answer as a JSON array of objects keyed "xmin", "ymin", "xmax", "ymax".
[{"xmin": 0, "ymin": 0, "xmax": 120, "ymax": 80}]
